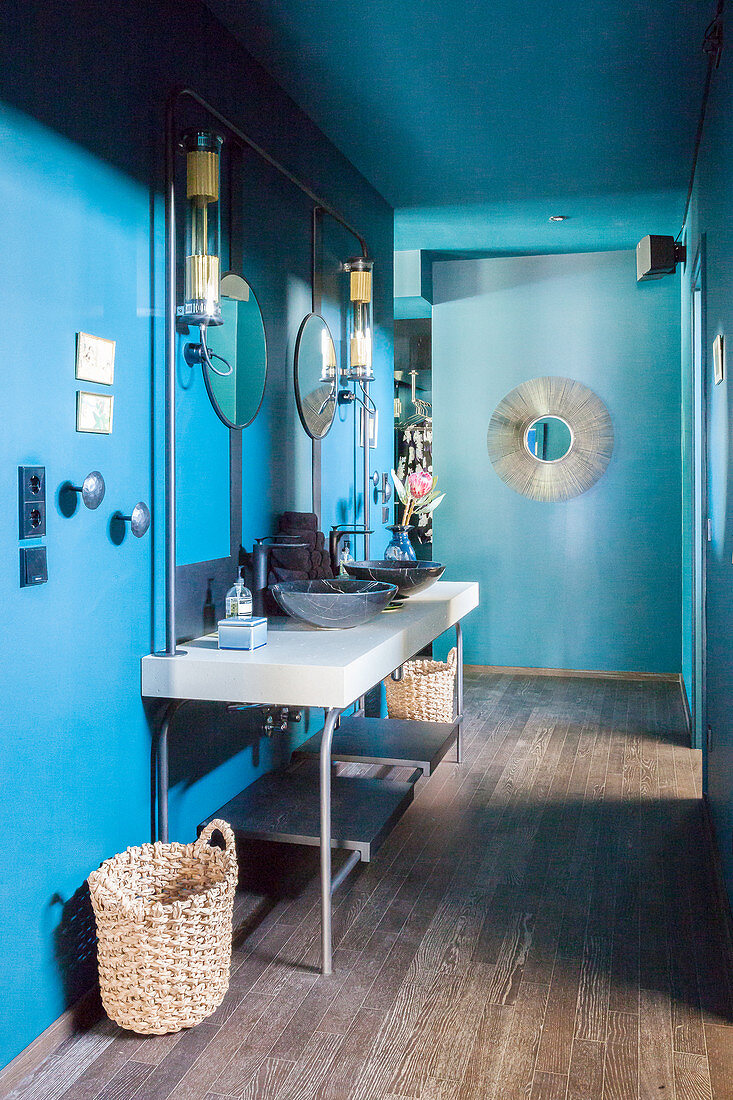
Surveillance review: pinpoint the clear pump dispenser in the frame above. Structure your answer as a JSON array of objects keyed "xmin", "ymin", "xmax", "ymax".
[
  {"xmin": 339, "ymin": 540, "xmax": 354, "ymax": 574},
  {"xmin": 225, "ymin": 566, "xmax": 252, "ymax": 619}
]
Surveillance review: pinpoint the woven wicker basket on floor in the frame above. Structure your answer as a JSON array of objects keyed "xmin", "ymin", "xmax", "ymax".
[
  {"xmin": 385, "ymin": 647, "xmax": 457, "ymax": 723},
  {"xmin": 88, "ymin": 819, "xmax": 238, "ymax": 1035}
]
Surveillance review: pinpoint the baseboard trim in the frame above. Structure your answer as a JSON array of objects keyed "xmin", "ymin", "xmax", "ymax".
[
  {"xmin": 464, "ymin": 664, "xmax": 680, "ymax": 683},
  {"xmin": 678, "ymin": 674, "xmax": 693, "ymax": 742},
  {"xmin": 0, "ymin": 987, "xmax": 101, "ymax": 1098}
]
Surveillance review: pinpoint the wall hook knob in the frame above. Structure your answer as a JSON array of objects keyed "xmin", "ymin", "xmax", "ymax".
[
  {"xmin": 115, "ymin": 501, "xmax": 151, "ymax": 538},
  {"xmin": 59, "ymin": 470, "xmax": 105, "ymax": 515},
  {"xmin": 73, "ymin": 470, "xmax": 106, "ymax": 509}
]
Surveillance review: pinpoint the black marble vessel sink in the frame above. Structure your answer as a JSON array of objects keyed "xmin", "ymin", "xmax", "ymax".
[
  {"xmin": 343, "ymin": 560, "xmax": 445, "ymax": 598},
  {"xmin": 270, "ymin": 578, "xmax": 397, "ymax": 628}
]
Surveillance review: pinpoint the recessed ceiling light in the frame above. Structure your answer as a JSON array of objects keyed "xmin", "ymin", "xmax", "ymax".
[{"xmin": 549, "ymin": 215, "xmax": 568, "ymax": 222}]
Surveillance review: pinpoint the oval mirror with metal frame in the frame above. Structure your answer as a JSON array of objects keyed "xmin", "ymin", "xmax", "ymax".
[
  {"xmin": 294, "ymin": 313, "xmax": 338, "ymax": 439},
  {"xmin": 487, "ymin": 376, "xmax": 613, "ymax": 502},
  {"xmin": 203, "ymin": 272, "xmax": 267, "ymax": 430}
]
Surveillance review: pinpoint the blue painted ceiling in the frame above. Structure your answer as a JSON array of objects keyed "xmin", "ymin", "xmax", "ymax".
[{"xmin": 207, "ymin": 0, "xmax": 710, "ymax": 251}]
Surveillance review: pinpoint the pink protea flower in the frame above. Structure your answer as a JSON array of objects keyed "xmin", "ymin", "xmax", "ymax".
[{"xmin": 407, "ymin": 469, "xmax": 433, "ymax": 500}]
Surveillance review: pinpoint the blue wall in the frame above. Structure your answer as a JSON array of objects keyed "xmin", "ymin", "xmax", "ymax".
[
  {"xmin": 0, "ymin": 0, "xmax": 392, "ymax": 1069},
  {"xmin": 432, "ymin": 249, "xmax": 681, "ymax": 673},
  {"xmin": 680, "ymin": 9, "xmax": 733, "ymax": 906}
]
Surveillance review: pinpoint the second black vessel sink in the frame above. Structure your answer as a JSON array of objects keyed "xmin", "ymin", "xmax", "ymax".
[{"xmin": 343, "ymin": 560, "xmax": 445, "ymax": 598}]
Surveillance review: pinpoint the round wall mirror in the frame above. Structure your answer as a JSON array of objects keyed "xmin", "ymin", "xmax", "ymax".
[
  {"xmin": 525, "ymin": 415, "xmax": 573, "ymax": 462},
  {"xmin": 204, "ymin": 272, "xmax": 267, "ymax": 430},
  {"xmin": 487, "ymin": 376, "xmax": 613, "ymax": 502},
  {"xmin": 294, "ymin": 313, "xmax": 338, "ymax": 439}
]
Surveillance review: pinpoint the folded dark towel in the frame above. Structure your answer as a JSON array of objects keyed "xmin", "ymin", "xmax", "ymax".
[
  {"xmin": 279, "ymin": 511, "xmax": 318, "ymax": 531},
  {"xmin": 272, "ymin": 547, "xmax": 311, "ymax": 571},
  {"xmin": 268, "ymin": 566, "xmax": 310, "ymax": 584}
]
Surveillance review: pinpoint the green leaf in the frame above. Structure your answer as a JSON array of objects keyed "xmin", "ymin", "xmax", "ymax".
[
  {"xmin": 423, "ymin": 493, "xmax": 445, "ymax": 514},
  {"xmin": 391, "ymin": 469, "xmax": 407, "ymax": 505}
]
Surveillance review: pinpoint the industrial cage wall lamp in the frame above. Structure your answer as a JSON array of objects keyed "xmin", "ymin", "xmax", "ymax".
[
  {"xmin": 337, "ymin": 255, "xmax": 377, "ymax": 422},
  {"xmin": 178, "ymin": 129, "xmax": 233, "ymax": 379}
]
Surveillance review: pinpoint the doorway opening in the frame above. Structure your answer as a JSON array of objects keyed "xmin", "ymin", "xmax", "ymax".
[{"xmin": 393, "ymin": 318, "xmax": 433, "ymax": 560}]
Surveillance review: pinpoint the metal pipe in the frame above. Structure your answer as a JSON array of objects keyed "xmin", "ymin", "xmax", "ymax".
[
  {"xmin": 320, "ymin": 707, "xmax": 342, "ymax": 974},
  {"xmin": 330, "ymin": 849, "xmax": 361, "ymax": 895},
  {"xmin": 362, "ymin": 383, "xmax": 371, "ymax": 559},
  {"xmin": 157, "ymin": 721, "xmax": 169, "ymax": 843},
  {"xmin": 164, "ymin": 94, "xmax": 177, "ymax": 655},
  {"xmin": 456, "ymin": 621, "xmax": 464, "ymax": 764},
  {"xmin": 156, "ymin": 699, "xmax": 186, "ymax": 842}
]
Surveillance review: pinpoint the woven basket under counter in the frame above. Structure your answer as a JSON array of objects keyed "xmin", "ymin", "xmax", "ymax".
[
  {"xmin": 384, "ymin": 647, "xmax": 457, "ymax": 724},
  {"xmin": 87, "ymin": 819, "xmax": 238, "ymax": 1035}
]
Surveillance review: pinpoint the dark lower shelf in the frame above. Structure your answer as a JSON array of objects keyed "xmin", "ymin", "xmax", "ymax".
[
  {"xmin": 295, "ymin": 715, "xmax": 458, "ymax": 775},
  {"xmin": 199, "ymin": 759, "xmax": 421, "ymax": 862}
]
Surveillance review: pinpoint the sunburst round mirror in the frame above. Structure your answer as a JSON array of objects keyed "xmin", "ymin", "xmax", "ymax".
[{"xmin": 487, "ymin": 376, "xmax": 613, "ymax": 502}]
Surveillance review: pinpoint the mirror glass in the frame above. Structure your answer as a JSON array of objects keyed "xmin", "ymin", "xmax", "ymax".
[
  {"xmin": 204, "ymin": 272, "xmax": 267, "ymax": 429},
  {"xmin": 294, "ymin": 313, "xmax": 338, "ymax": 439},
  {"xmin": 525, "ymin": 415, "xmax": 573, "ymax": 462}
]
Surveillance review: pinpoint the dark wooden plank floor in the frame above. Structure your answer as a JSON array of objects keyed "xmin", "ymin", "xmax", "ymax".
[{"xmin": 8, "ymin": 673, "xmax": 733, "ymax": 1100}]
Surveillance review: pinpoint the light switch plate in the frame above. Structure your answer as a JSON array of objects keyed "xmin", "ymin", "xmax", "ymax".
[
  {"xmin": 20, "ymin": 546, "xmax": 47, "ymax": 587},
  {"xmin": 76, "ymin": 331, "xmax": 115, "ymax": 386}
]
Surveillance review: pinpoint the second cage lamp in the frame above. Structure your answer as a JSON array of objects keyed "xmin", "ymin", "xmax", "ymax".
[{"xmin": 343, "ymin": 256, "xmax": 374, "ymax": 382}]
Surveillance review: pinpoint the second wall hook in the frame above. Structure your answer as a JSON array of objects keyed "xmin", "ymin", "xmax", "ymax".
[{"xmin": 113, "ymin": 501, "xmax": 151, "ymax": 539}]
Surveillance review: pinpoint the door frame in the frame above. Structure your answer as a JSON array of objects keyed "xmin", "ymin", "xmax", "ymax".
[{"xmin": 691, "ymin": 236, "xmax": 707, "ymax": 759}]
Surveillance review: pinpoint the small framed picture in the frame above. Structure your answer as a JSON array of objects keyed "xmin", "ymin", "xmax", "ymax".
[
  {"xmin": 714, "ymin": 334, "xmax": 725, "ymax": 385},
  {"xmin": 76, "ymin": 391, "xmax": 114, "ymax": 434},
  {"xmin": 76, "ymin": 332, "xmax": 115, "ymax": 386}
]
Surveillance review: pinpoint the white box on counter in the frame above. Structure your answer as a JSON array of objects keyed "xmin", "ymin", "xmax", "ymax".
[{"xmin": 217, "ymin": 616, "xmax": 268, "ymax": 650}]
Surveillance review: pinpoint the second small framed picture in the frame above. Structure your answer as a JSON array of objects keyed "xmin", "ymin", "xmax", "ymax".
[
  {"xmin": 714, "ymin": 334, "xmax": 725, "ymax": 385},
  {"xmin": 76, "ymin": 391, "xmax": 114, "ymax": 434}
]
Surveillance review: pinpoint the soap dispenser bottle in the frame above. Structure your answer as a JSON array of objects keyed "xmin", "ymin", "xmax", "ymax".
[
  {"xmin": 225, "ymin": 566, "xmax": 252, "ymax": 619},
  {"xmin": 339, "ymin": 540, "xmax": 354, "ymax": 574}
]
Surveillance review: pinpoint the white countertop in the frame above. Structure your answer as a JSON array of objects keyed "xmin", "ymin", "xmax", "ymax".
[{"xmin": 141, "ymin": 581, "xmax": 479, "ymax": 709}]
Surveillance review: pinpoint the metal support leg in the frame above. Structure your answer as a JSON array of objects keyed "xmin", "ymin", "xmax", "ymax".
[
  {"xmin": 330, "ymin": 849, "xmax": 361, "ymax": 894},
  {"xmin": 320, "ymin": 706, "xmax": 343, "ymax": 974},
  {"xmin": 156, "ymin": 700, "xmax": 185, "ymax": 843},
  {"xmin": 456, "ymin": 621, "xmax": 464, "ymax": 764}
]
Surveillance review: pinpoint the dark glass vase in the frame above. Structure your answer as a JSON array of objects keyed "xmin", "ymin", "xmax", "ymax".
[{"xmin": 384, "ymin": 525, "xmax": 417, "ymax": 562}]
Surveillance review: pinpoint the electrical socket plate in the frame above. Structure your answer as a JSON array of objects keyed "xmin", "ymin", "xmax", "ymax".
[{"xmin": 18, "ymin": 466, "xmax": 46, "ymax": 539}]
